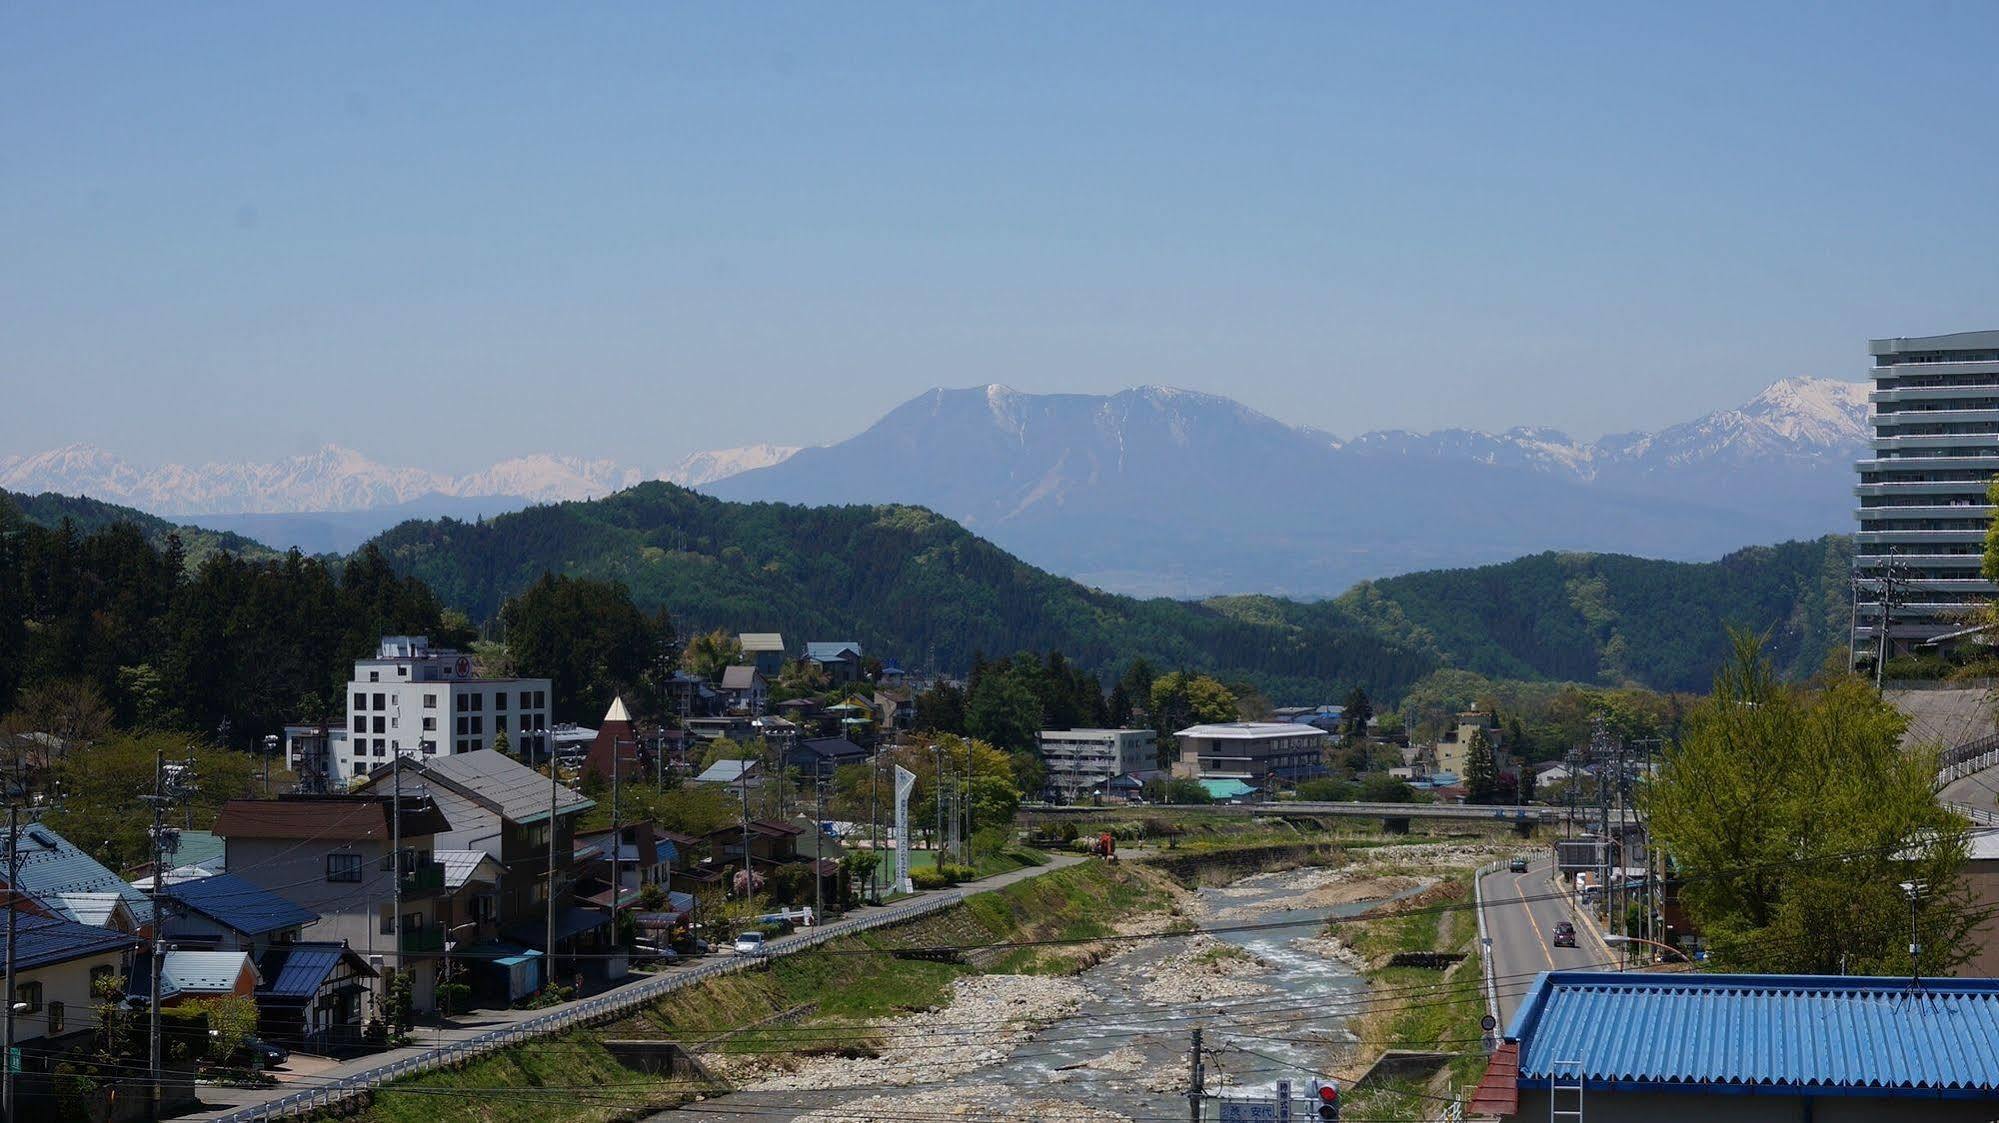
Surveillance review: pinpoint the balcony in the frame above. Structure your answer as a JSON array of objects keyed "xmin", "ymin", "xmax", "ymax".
[
  {"xmin": 400, "ymin": 861, "xmax": 446, "ymax": 893},
  {"xmin": 1852, "ymin": 504, "xmax": 1994, "ymax": 521},
  {"xmin": 400, "ymin": 927, "xmax": 445, "ymax": 954}
]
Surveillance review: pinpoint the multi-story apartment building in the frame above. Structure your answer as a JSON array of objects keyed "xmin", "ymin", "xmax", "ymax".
[
  {"xmin": 1169, "ymin": 722, "xmax": 1330, "ymax": 791},
  {"xmin": 288, "ymin": 636, "xmax": 553, "ymax": 785},
  {"xmin": 1854, "ymin": 331, "xmax": 1999, "ymax": 660},
  {"xmin": 1036, "ymin": 728, "xmax": 1158, "ymax": 801}
]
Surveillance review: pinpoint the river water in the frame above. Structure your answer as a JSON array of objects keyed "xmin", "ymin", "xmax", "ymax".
[{"xmin": 658, "ymin": 864, "xmax": 1402, "ymax": 1122}]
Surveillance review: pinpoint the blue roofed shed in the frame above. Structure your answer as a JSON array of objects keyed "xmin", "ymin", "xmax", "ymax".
[{"xmin": 1473, "ymin": 971, "xmax": 1999, "ymax": 1121}]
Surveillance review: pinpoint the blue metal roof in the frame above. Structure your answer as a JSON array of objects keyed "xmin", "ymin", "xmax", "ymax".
[
  {"xmin": 3, "ymin": 912, "xmax": 137, "ymax": 972},
  {"xmin": 167, "ymin": 873, "xmax": 318, "ymax": 937},
  {"xmin": 1511, "ymin": 972, "xmax": 1999, "ymax": 1095},
  {"xmin": 2, "ymin": 824, "xmax": 151, "ymax": 916},
  {"xmin": 257, "ymin": 942, "xmax": 374, "ymax": 1000},
  {"xmin": 805, "ymin": 641, "xmax": 860, "ymax": 662}
]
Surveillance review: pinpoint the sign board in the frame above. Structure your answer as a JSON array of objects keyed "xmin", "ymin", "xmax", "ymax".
[
  {"xmin": 1220, "ymin": 1086, "xmax": 1293, "ymax": 1123},
  {"xmin": 893, "ymin": 765, "xmax": 916, "ymax": 894}
]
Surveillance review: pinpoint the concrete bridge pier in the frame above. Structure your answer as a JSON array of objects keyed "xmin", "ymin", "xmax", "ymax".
[{"xmin": 1381, "ymin": 816, "xmax": 1410, "ymax": 834}]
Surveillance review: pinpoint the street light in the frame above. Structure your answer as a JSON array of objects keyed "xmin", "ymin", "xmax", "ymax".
[
  {"xmin": 1602, "ymin": 933, "xmax": 1688, "ymax": 965},
  {"xmin": 441, "ymin": 921, "xmax": 481, "ymax": 1018}
]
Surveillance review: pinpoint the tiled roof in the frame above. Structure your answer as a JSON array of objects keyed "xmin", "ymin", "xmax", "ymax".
[
  {"xmin": 166, "ymin": 873, "xmax": 318, "ymax": 937},
  {"xmin": 3, "ymin": 912, "xmax": 137, "ymax": 971},
  {"xmin": 214, "ymin": 796, "xmax": 450, "ymax": 841},
  {"xmin": 1510, "ymin": 972, "xmax": 1999, "ymax": 1094},
  {"xmin": 257, "ymin": 942, "xmax": 375, "ymax": 1000},
  {"xmin": 413, "ymin": 750, "xmax": 593, "ymax": 825},
  {"xmin": 0, "ymin": 824, "xmax": 151, "ymax": 918}
]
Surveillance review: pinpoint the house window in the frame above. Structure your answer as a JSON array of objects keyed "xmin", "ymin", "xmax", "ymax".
[
  {"xmin": 353, "ymin": 692, "xmax": 366, "ymax": 711},
  {"xmin": 422, "ymin": 741, "xmax": 437, "ymax": 754},
  {"xmin": 381, "ymin": 907, "xmax": 394, "ymax": 935},
  {"xmin": 494, "ymin": 692, "xmax": 508, "ymax": 711},
  {"xmin": 369, "ymin": 672, "xmax": 380, "ymax": 683},
  {"xmin": 525, "ymin": 823, "xmax": 549, "ymax": 849},
  {"xmin": 89, "ymin": 965, "xmax": 114, "ymax": 998},
  {"xmin": 423, "ymin": 717, "xmax": 436, "ymax": 732},
  {"xmin": 470, "ymin": 717, "xmax": 483, "ymax": 735},
  {"xmin": 424, "ymin": 693, "xmax": 438, "ymax": 709},
  {"xmin": 457, "ymin": 694, "xmax": 469, "ymax": 712},
  {"xmin": 373, "ymin": 693, "xmax": 385, "ymax": 710},
  {"xmin": 456, "ymin": 717, "xmax": 468, "ymax": 736},
  {"xmin": 327, "ymin": 853, "xmax": 363, "ymax": 883},
  {"xmin": 535, "ymin": 691, "xmax": 546, "ymax": 709},
  {"xmin": 15, "ymin": 982, "xmax": 40, "ymax": 1013},
  {"xmin": 469, "ymin": 694, "xmax": 483, "ymax": 712},
  {"xmin": 351, "ymin": 716, "xmax": 365, "ymax": 733},
  {"xmin": 46, "ymin": 1001, "xmax": 62, "ymax": 1035},
  {"xmin": 373, "ymin": 717, "xmax": 385, "ymax": 734},
  {"xmin": 404, "ymin": 912, "xmax": 424, "ymax": 933},
  {"xmin": 354, "ymin": 762, "xmax": 368, "ymax": 776},
  {"xmin": 519, "ymin": 691, "xmax": 533, "ymax": 709}
]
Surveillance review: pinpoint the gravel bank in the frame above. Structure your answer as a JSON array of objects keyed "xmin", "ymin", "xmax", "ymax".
[{"xmin": 797, "ymin": 1085, "xmax": 1134, "ymax": 1123}]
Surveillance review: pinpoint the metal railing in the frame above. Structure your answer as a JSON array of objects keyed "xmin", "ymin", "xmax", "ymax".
[
  {"xmin": 1471, "ymin": 859, "xmax": 1501, "ymax": 1032},
  {"xmin": 207, "ymin": 890, "xmax": 968, "ymax": 1122}
]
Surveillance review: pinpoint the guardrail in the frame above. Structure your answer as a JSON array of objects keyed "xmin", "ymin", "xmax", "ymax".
[
  {"xmin": 1472, "ymin": 859, "xmax": 1501, "ymax": 1032},
  {"xmin": 208, "ymin": 890, "xmax": 968, "ymax": 1122},
  {"xmin": 1937, "ymin": 733, "xmax": 1999, "ymax": 787}
]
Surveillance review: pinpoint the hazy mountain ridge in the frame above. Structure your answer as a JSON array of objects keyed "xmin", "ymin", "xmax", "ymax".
[{"xmin": 707, "ymin": 378, "xmax": 1869, "ymax": 595}]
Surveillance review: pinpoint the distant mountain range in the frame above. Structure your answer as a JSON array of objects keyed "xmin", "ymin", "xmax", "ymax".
[
  {"xmin": 708, "ymin": 377, "xmax": 1869, "ymax": 595},
  {"xmin": 3, "ymin": 378, "xmax": 1865, "ymax": 591}
]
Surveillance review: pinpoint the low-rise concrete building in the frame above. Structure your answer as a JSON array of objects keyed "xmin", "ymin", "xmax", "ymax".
[
  {"xmin": 1036, "ymin": 728, "xmax": 1158, "ymax": 801},
  {"xmin": 1169, "ymin": 722, "xmax": 1330, "ymax": 791}
]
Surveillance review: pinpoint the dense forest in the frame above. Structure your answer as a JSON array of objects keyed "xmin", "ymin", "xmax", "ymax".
[
  {"xmin": 3, "ymin": 488, "xmax": 275, "ymax": 567},
  {"xmin": 367, "ymin": 484, "xmax": 1442, "ymax": 704},
  {"xmin": 0, "ymin": 495, "xmax": 463, "ymax": 740},
  {"xmin": 1345, "ymin": 536, "xmax": 1855, "ymax": 691}
]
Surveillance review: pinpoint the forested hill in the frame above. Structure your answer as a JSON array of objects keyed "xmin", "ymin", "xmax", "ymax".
[
  {"xmin": 367, "ymin": 483, "xmax": 1441, "ymax": 702},
  {"xmin": 1342, "ymin": 536, "xmax": 1855, "ymax": 692},
  {"xmin": 3, "ymin": 488, "xmax": 276, "ymax": 567}
]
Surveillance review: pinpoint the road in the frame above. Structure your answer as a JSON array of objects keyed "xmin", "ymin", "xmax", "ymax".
[
  {"xmin": 1477, "ymin": 856, "xmax": 1614, "ymax": 1029},
  {"xmin": 1939, "ymin": 759, "xmax": 1999, "ymax": 818}
]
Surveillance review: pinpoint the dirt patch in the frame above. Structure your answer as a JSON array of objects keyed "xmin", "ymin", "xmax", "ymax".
[
  {"xmin": 1136, "ymin": 934, "xmax": 1273, "ymax": 1005},
  {"xmin": 708, "ymin": 974, "xmax": 1087, "ymax": 1091}
]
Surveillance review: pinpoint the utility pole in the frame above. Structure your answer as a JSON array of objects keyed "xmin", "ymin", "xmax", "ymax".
[
  {"xmin": 813, "ymin": 769, "xmax": 826, "ymax": 921},
  {"xmin": 1186, "ymin": 1026, "xmax": 1204, "ymax": 1123},
  {"xmin": 930, "ymin": 745, "xmax": 943, "ymax": 857},
  {"xmin": 2, "ymin": 804, "xmax": 17, "ymax": 1122},
  {"xmin": 144, "ymin": 747, "xmax": 171, "ymax": 1121},
  {"xmin": 391, "ymin": 746, "xmax": 404, "ymax": 1010},
  {"xmin": 547, "ymin": 749, "xmax": 558, "ymax": 984},
  {"xmin": 611, "ymin": 732, "xmax": 625, "ymax": 939},
  {"xmin": 868, "ymin": 757, "xmax": 880, "ymax": 904},
  {"xmin": 739, "ymin": 755, "xmax": 753, "ymax": 901}
]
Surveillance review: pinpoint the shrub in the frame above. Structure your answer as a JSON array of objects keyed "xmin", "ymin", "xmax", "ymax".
[
  {"xmin": 910, "ymin": 868, "xmax": 952, "ymax": 890},
  {"xmin": 939, "ymin": 863, "xmax": 979, "ymax": 883}
]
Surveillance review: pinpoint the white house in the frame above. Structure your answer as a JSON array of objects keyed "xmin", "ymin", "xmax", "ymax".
[{"xmin": 1036, "ymin": 728, "xmax": 1158, "ymax": 801}]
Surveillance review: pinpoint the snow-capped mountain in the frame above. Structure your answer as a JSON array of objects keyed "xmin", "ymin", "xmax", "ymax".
[
  {"xmin": 661, "ymin": 444, "xmax": 800, "ymax": 488},
  {"xmin": 708, "ymin": 378, "xmax": 1871, "ymax": 596}
]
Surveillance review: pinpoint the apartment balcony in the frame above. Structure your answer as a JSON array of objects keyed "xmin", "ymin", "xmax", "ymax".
[
  {"xmin": 1872, "ymin": 384, "xmax": 1999, "ymax": 403},
  {"xmin": 1856, "ymin": 455, "xmax": 1999, "ymax": 472},
  {"xmin": 1854, "ymin": 480, "xmax": 1992, "ymax": 497},
  {"xmin": 400, "ymin": 927, "xmax": 445, "ymax": 954},
  {"xmin": 1853, "ymin": 552, "xmax": 1985, "ymax": 566},
  {"xmin": 1852, "ymin": 504, "xmax": 1994, "ymax": 521},
  {"xmin": 1855, "ymin": 530, "xmax": 1986, "ymax": 544},
  {"xmin": 1876, "ymin": 408, "xmax": 1999, "ymax": 426},
  {"xmin": 401, "ymin": 861, "xmax": 446, "ymax": 893}
]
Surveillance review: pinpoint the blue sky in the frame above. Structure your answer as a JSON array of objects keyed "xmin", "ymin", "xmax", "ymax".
[{"xmin": 6, "ymin": 4, "xmax": 1999, "ymax": 471}]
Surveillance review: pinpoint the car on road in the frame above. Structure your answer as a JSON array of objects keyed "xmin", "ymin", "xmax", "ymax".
[
  {"xmin": 228, "ymin": 1036, "xmax": 289, "ymax": 1070},
  {"xmin": 732, "ymin": 931, "xmax": 768, "ymax": 956},
  {"xmin": 1508, "ymin": 856, "xmax": 1529, "ymax": 873},
  {"xmin": 1551, "ymin": 921, "xmax": 1576, "ymax": 948}
]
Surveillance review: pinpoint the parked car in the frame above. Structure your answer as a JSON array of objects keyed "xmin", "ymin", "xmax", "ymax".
[
  {"xmin": 1508, "ymin": 856, "xmax": 1529, "ymax": 873},
  {"xmin": 228, "ymin": 1036, "xmax": 290, "ymax": 1070},
  {"xmin": 1551, "ymin": 921, "xmax": 1577, "ymax": 948},
  {"xmin": 733, "ymin": 931, "xmax": 768, "ymax": 956}
]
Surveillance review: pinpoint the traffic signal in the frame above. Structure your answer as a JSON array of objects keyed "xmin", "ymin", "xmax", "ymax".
[{"xmin": 1312, "ymin": 1078, "xmax": 1340, "ymax": 1120}]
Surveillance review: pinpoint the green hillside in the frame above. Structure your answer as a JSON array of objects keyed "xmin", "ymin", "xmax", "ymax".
[
  {"xmin": 368, "ymin": 483, "xmax": 1442, "ymax": 703},
  {"xmin": 3, "ymin": 488, "xmax": 278, "ymax": 569},
  {"xmin": 1344, "ymin": 536, "xmax": 1855, "ymax": 692}
]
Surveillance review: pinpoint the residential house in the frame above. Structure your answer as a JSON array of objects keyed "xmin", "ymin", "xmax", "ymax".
[
  {"xmin": 0, "ymin": 913, "xmax": 142, "ymax": 1110},
  {"xmin": 1169, "ymin": 722, "xmax": 1330, "ymax": 792},
  {"xmin": 663, "ymin": 671, "xmax": 720, "ymax": 719},
  {"xmin": 214, "ymin": 794, "xmax": 452, "ymax": 1013},
  {"xmin": 1954, "ymin": 832, "xmax": 1999, "ymax": 976},
  {"xmin": 132, "ymin": 949, "xmax": 261, "ymax": 1006},
  {"xmin": 255, "ymin": 942, "xmax": 378, "ymax": 1054},
  {"xmin": 804, "ymin": 641, "xmax": 864, "ymax": 685},
  {"xmin": 785, "ymin": 736, "xmax": 870, "ymax": 778},
  {"xmin": 706, "ymin": 819, "xmax": 803, "ymax": 872},
  {"xmin": 686, "ymin": 714, "xmax": 755, "ymax": 743},
  {"xmin": 126, "ymin": 829, "xmax": 226, "ymax": 885},
  {"xmin": 356, "ymin": 750, "xmax": 606, "ymax": 980},
  {"xmin": 720, "ymin": 666, "xmax": 768, "ymax": 715},
  {"xmin": 872, "ymin": 689, "xmax": 913, "ymax": 732},
  {"xmin": 739, "ymin": 632, "xmax": 787, "ymax": 677},
  {"xmin": 1472, "ymin": 971, "xmax": 1999, "ymax": 1122},
  {"xmin": 160, "ymin": 872, "xmax": 316, "ymax": 950},
  {"xmin": 1, "ymin": 822, "xmax": 152, "ymax": 934},
  {"xmin": 695, "ymin": 758, "xmax": 761, "ymax": 787},
  {"xmin": 1037, "ymin": 728, "xmax": 1158, "ymax": 802}
]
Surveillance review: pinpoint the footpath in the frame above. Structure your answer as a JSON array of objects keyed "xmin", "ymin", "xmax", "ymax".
[{"xmin": 188, "ymin": 854, "xmax": 1086, "ymax": 1122}]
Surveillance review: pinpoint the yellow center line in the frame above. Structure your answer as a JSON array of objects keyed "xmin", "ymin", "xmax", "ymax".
[{"xmin": 1510, "ymin": 868, "xmax": 1557, "ymax": 971}]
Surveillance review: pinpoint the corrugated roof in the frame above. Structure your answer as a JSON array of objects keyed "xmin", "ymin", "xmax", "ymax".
[
  {"xmin": 805, "ymin": 641, "xmax": 861, "ymax": 662},
  {"xmin": 257, "ymin": 942, "xmax": 375, "ymax": 1000},
  {"xmin": 696, "ymin": 759, "xmax": 758, "ymax": 784},
  {"xmin": 2, "ymin": 912, "xmax": 137, "ymax": 971},
  {"xmin": 168, "ymin": 829, "xmax": 226, "ymax": 872},
  {"xmin": 167, "ymin": 873, "xmax": 318, "ymax": 936},
  {"xmin": 0, "ymin": 824, "xmax": 151, "ymax": 918},
  {"xmin": 437, "ymin": 849, "xmax": 498, "ymax": 890},
  {"xmin": 415, "ymin": 750, "xmax": 593, "ymax": 825},
  {"xmin": 159, "ymin": 951, "xmax": 258, "ymax": 997},
  {"xmin": 50, "ymin": 892, "xmax": 129, "ymax": 929},
  {"xmin": 739, "ymin": 633, "xmax": 785, "ymax": 652},
  {"xmin": 1511, "ymin": 972, "xmax": 1999, "ymax": 1094},
  {"xmin": 720, "ymin": 666, "xmax": 762, "ymax": 690},
  {"xmin": 214, "ymin": 796, "xmax": 450, "ymax": 841},
  {"xmin": 1199, "ymin": 778, "xmax": 1256, "ymax": 799}
]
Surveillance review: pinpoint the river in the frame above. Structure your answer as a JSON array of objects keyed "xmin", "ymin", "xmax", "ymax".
[{"xmin": 654, "ymin": 862, "xmax": 1414, "ymax": 1122}]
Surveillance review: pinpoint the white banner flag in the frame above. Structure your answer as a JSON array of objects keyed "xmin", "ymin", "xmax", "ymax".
[{"xmin": 893, "ymin": 764, "xmax": 916, "ymax": 894}]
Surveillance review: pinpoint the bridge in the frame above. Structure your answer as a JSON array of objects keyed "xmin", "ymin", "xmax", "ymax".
[{"xmin": 1022, "ymin": 799, "xmax": 1564, "ymax": 833}]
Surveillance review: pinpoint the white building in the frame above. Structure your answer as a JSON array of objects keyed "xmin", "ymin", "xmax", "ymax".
[
  {"xmin": 1170, "ymin": 722, "xmax": 1331, "ymax": 791},
  {"xmin": 288, "ymin": 636, "xmax": 553, "ymax": 785},
  {"xmin": 1036, "ymin": 728, "xmax": 1158, "ymax": 801}
]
